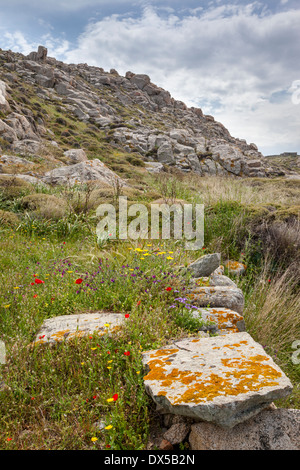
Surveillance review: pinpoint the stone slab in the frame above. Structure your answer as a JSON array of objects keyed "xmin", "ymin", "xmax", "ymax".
[
  {"xmin": 187, "ymin": 286, "xmax": 245, "ymax": 313},
  {"xmin": 192, "ymin": 308, "xmax": 246, "ymax": 335},
  {"xmin": 33, "ymin": 312, "xmax": 125, "ymax": 345},
  {"xmin": 142, "ymin": 332, "xmax": 293, "ymax": 428},
  {"xmin": 189, "ymin": 408, "xmax": 300, "ymax": 450}
]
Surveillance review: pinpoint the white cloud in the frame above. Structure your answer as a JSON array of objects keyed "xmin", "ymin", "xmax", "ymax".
[
  {"xmin": 1, "ymin": 3, "xmax": 299, "ymax": 154},
  {"xmin": 61, "ymin": 5, "xmax": 300, "ymax": 154}
]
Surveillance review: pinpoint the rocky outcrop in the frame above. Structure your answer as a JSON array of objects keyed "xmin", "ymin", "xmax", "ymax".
[
  {"xmin": 0, "ymin": 46, "xmax": 274, "ymax": 178},
  {"xmin": 42, "ymin": 159, "xmax": 126, "ymax": 186}
]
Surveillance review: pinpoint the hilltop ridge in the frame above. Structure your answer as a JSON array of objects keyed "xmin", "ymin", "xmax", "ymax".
[{"xmin": 0, "ymin": 46, "xmax": 292, "ymax": 179}]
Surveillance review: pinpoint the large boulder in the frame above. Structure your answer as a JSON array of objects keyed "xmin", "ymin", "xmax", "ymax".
[
  {"xmin": 42, "ymin": 159, "xmax": 126, "ymax": 186},
  {"xmin": 0, "ymin": 80, "xmax": 10, "ymax": 112},
  {"xmin": 142, "ymin": 332, "xmax": 293, "ymax": 428}
]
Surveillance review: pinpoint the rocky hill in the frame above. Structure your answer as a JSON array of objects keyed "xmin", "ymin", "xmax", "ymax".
[{"xmin": 0, "ymin": 45, "xmax": 287, "ymax": 183}]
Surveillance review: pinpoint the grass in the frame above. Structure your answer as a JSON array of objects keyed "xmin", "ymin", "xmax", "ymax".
[{"xmin": 0, "ymin": 171, "xmax": 299, "ymax": 450}]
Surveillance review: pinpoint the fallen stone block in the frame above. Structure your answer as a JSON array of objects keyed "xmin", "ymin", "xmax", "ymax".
[
  {"xmin": 187, "ymin": 253, "xmax": 221, "ymax": 278},
  {"xmin": 187, "ymin": 286, "xmax": 245, "ymax": 313},
  {"xmin": 142, "ymin": 332, "xmax": 292, "ymax": 428},
  {"xmin": 189, "ymin": 408, "xmax": 300, "ymax": 450},
  {"xmin": 32, "ymin": 312, "xmax": 125, "ymax": 345},
  {"xmin": 192, "ymin": 307, "xmax": 246, "ymax": 335}
]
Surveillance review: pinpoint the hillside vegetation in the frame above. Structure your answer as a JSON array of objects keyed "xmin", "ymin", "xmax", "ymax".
[{"xmin": 0, "ymin": 47, "xmax": 299, "ymax": 450}]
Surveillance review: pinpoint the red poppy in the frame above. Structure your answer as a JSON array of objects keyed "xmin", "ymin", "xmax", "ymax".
[
  {"xmin": 35, "ymin": 279, "xmax": 44, "ymax": 284},
  {"xmin": 31, "ymin": 282, "xmax": 35, "ymax": 286},
  {"xmin": 166, "ymin": 287, "xmax": 172, "ymax": 292},
  {"xmin": 33, "ymin": 295, "xmax": 38, "ymax": 298},
  {"xmin": 124, "ymin": 351, "xmax": 130, "ymax": 356},
  {"xmin": 125, "ymin": 314, "xmax": 130, "ymax": 319},
  {"xmin": 7, "ymin": 438, "xmax": 12, "ymax": 442},
  {"xmin": 106, "ymin": 445, "xmax": 111, "ymax": 449},
  {"xmin": 137, "ymin": 300, "xmax": 141, "ymax": 306},
  {"xmin": 75, "ymin": 278, "xmax": 83, "ymax": 284},
  {"xmin": 93, "ymin": 395, "xmax": 97, "ymax": 400},
  {"xmin": 112, "ymin": 394, "xmax": 118, "ymax": 401}
]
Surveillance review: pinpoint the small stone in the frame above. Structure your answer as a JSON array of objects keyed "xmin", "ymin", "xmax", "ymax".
[
  {"xmin": 225, "ymin": 261, "xmax": 247, "ymax": 275},
  {"xmin": 159, "ymin": 439, "xmax": 174, "ymax": 450},
  {"xmin": 187, "ymin": 253, "xmax": 221, "ymax": 278},
  {"xmin": 163, "ymin": 423, "xmax": 191, "ymax": 445}
]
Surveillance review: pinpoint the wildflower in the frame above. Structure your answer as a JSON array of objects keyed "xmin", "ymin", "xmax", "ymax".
[
  {"xmin": 136, "ymin": 371, "xmax": 141, "ymax": 375},
  {"xmin": 91, "ymin": 347, "xmax": 97, "ymax": 351},
  {"xmin": 166, "ymin": 257, "xmax": 173, "ymax": 260},
  {"xmin": 166, "ymin": 287, "xmax": 172, "ymax": 292},
  {"xmin": 75, "ymin": 279, "xmax": 83, "ymax": 284},
  {"xmin": 137, "ymin": 300, "xmax": 141, "ymax": 306},
  {"xmin": 91, "ymin": 437, "xmax": 98, "ymax": 442},
  {"xmin": 105, "ymin": 425, "xmax": 113, "ymax": 430},
  {"xmin": 106, "ymin": 445, "xmax": 111, "ymax": 449},
  {"xmin": 107, "ymin": 398, "xmax": 114, "ymax": 403},
  {"xmin": 4, "ymin": 305, "xmax": 10, "ymax": 309},
  {"xmin": 113, "ymin": 394, "xmax": 118, "ymax": 401},
  {"xmin": 35, "ymin": 279, "xmax": 44, "ymax": 284},
  {"xmin": 125, "ymin": 314, "xmax": 130, "ymax": 319},
  {"xmin": 93, "ymin": 395, "xmax": 97, "ymax": 400},
  {"xmin": 7, "ymin": 438, "xmax": 12, "ymax": 442},
  {"xmin": 124, "ymin": 351, "xmax": 130, "ymax": 356}
]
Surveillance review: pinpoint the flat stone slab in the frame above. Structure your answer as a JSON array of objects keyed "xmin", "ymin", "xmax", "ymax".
[
  {"xmin": 189, "ymin": 408, "xmax": 300, "ymax": 450},
  {"xmin": 33, "ymin": 312, "xmax": 125, "ymax": 345},
  {"xmin": 187, "ymin": 286, "xmax": 245, "ymax": 313},
  {"xmin": 192, "ymin": 308, "xmax": 246, "ymax": 335},
  {"xmin": 142, "ymin": 332, "xmax": 293, "ymax": 428}
]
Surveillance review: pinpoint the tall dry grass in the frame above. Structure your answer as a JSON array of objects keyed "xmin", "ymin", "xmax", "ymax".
[{"xmin": 242, "ymin": 258, "xmax": 300, "ymax": 358}]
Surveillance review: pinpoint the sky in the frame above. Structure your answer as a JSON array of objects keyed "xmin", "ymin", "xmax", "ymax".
[{"xmin": 0, "ymin": 0, "xmax": 300, "ymax": 156}]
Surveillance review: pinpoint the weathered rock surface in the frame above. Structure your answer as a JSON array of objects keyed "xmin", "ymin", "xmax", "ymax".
[
  {"xmin": 187, "ymin": 253, "xmax": 221, "ymax": 278},
  {"xmin": 42, "ymin": 159, "xmax": 126, "ymax": 186},
  {"xmin": 0, "ymin": 173, "xmax": 47, "ymax": 187},
  {"xmin": 225, "ymin": 260, "xmax": 247, "ymax": 275},
  {"xmin": 187, "ymin": 285, "xmax": 245, "ymax": 313},
  {"xmin": 0, "ymin": 154, "xmax": 34, "ymax": 166},
  {"xmin": 63, "ymin": 149, "xmax": 88, "ymax": 165},
  {"xmin": 209, "ymin": 274, "xmax": 237, "ymax": 287},
  {"xmin": 163, "ymin": 422, "xmax": 191, "ymax": 445},
  {"xmin": 33, "ymin": 312, "xmax": 125, "ymax": 345},
  {"xmin": 142, "ymin": 332, "xmax": 293, "ymax": 428},
  {"xmin": 192, "ymin": 307, "xmax": 246, "ymax": 335},
  {"xmin": 0, "ymin": 46, "xmax": 277, "ymax": 178},
  {"xmin": 189, "ymin": 408, "xmax": 300, "ymax": 450}
]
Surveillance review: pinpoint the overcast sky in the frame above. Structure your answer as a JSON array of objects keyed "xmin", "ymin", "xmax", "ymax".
[{"xmin": 0, "ymin": 0, "xmax": 299, "ymax": 155}]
